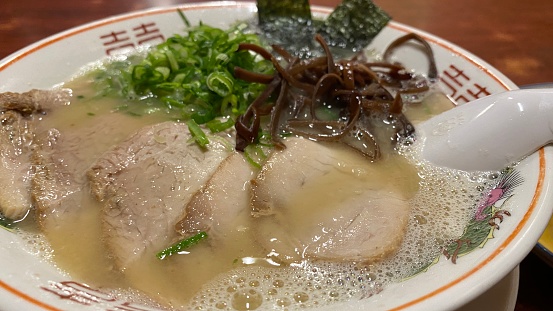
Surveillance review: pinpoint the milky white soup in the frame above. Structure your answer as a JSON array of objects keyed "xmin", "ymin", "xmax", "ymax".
[{"xmin": 8, "ymin": 61, "xmax": 502, "ymax": 311}]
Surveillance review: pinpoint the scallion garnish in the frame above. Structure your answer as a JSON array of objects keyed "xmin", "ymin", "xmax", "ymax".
[
  {"xmin": 0, "ymin": 214, "xmax": 15, "ymax": 232},
  {"xmin": 156, "ymin": 231, "xmax": 208, "ymax": 260},
  {"xmin": 93, "ymin": 15, "xmax": 273, "ymax": 130},
  {"xmin": 206, "ymin": 118, "xmax": 235, "ymax": 133},
  {"xmin": 243, "ymin": 132, "xmax": 274, "ymax": 168},
  {"xmin": 187, "ymin": 119, "xmax": 210, "ymax": 148}
]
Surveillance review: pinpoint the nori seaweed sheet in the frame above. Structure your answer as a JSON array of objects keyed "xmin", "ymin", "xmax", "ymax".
[
  {"xmin": 257, "ymin": 0, "xmax": 311, "ymax": 24},
  {"xmin": 319, "ymin": 0, "xmax": 391, "ymax": 51},
  {"xmin": 255, "ymin": 0, "xmax": 391, "ymax": 56}
]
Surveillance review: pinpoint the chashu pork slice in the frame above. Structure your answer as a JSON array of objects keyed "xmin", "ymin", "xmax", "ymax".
[
  {"xmin": 87, "ymin": 121, "xmax": 233, "ymax": 269},
  {"xmin": 175, "ymin": 151, "xmax": 256, "ymax": 241},
  {"xmin": 32, "ymin": 104, "xmax": 163, "ymax": 231},
  {"xmin": 251, "ymin": 137, "xmax": 418, "ymax": 263},
  {"xmin": 0, "ymin": 89, "xmax": 70, "ymax": 220},
  {"xmin": 0, "ymin": 109, "xmax": 37, "ymax": 220}
]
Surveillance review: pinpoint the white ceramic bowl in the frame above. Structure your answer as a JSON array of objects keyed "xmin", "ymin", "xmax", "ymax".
[{"xmin": 1, "ymin": 2, "xmax": 552, "ymax": 311}]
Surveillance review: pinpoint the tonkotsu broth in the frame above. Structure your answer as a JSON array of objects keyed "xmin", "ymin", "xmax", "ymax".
[{"xmin": 14, "ymin": 64, "xmax": 497, "ymax": 310}]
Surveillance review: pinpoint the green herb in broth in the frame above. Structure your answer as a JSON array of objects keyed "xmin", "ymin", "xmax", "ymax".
[
  {"xmin": 187, "ymin": 119, "xmax": 210, "ymax": 148},
  {"xmin": 93, "ymin": 14, "xmax": 273, "ymax": 124},
  {"xmin": 156, "ymin": 231, "xmax": 208, "ymax": 260},
  {"xmin": 0, "ymin": 214, "xmax": 15, "ymax": 231},
  {"xmin": 205, "ymin": 117, "xmax": 236, "ymax": 133},
  {"xmin": 243, "ymin": 132, "xmax": 274, "ymax": 168}
]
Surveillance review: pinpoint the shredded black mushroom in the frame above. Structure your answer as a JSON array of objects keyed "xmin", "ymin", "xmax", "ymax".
[{"xmin": 233, "ymin": 32, "xmax": 438, "ymax": 160}]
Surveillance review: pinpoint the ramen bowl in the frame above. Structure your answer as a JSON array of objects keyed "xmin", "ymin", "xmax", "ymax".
[{"xmin": 1, "ymin": 2, "xmax": 552, "ymax": 311}]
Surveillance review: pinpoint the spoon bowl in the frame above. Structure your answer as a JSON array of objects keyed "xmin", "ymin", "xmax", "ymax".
[{"xmin": 417, "ymin": 88, "xmax": 553, "ymax": 171}]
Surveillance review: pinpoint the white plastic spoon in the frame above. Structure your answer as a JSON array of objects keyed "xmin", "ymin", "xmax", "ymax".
[{"xmin": 416, "ymin": 88, "xmax": 553, "ymax": 172}]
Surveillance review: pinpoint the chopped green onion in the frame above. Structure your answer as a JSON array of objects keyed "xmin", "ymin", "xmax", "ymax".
[
  {"xmin": 177, "ymin": 9, "xmax": 191, "ymax": 28},
  {"xmin": 206, "ymin": 118, "xmax": 235, "ymax": 133},
  {"xmin": 165, "ymin": 50, "xmax": 179, "ymax": 71},
  {"xmin": 92, "ymin": 14, "xmax": 272, "ymax": 131},
  {"xmin": 156, "ymin": 231, "xmax": 208, "ymax": 260},
  {"xmin": 243, "ymin": 132, "xmax": 276, "ymax": 168},
  {"xmin": 244, "ymin": 143, "xmax": 272, "ymax": 168},
  {"xmin": 0, "ymin": 214, "xmax": 15, "ymax": 232},
  {"xmin": 187, "ymin": 119, "xmax": 210, "ymax": 148},
  {"xmin": 155, "ymin": 66, "xmax": 171, "ymax": 80},
  {"xmin": 206, "ymin": 71, "xmax": 234, "ymax": 97}
]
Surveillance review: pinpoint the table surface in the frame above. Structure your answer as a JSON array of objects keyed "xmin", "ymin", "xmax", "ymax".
[{"xmin": 0, "ymin": 0, "xmax": 552, "ymax": 310}]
